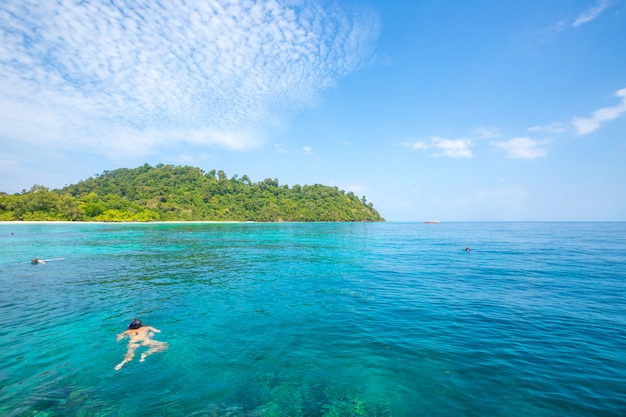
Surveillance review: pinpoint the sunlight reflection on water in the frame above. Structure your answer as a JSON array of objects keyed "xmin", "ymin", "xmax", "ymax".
[{"xmin": 1, "ymin": 222, "xmax": 625, "ymax": 416}]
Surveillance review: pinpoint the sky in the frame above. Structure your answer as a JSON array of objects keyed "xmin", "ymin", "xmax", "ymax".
[{"xmin": 1, "ymin": 0, "xmax": 625, "ymax": 221}]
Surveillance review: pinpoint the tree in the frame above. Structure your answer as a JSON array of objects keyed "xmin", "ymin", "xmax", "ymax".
[{"xmin": 1, "ymin": 164, "xmax": 385, "ymax": 222}]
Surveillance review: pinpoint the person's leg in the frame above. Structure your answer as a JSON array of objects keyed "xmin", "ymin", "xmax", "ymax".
[
  {"xmin": 139, "ymin": 341, "xmax": 169, "ymax": 362},
  {"xmin": 115, "ymin": 343, "xmax": 139, "ymax": 370}
]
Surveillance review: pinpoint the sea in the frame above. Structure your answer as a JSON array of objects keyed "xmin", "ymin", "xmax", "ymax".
[{"xmin": 0, "ymin": 222, "xmax": 624, "ymax": 417}]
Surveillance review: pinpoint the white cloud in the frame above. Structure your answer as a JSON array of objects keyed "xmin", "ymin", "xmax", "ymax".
[
  {"xmin": 472, "ymin": 126, "xmax": 501, "ymax": 139},
  {"xmin": 543, "ymin": 0, "xmax": 611, "ymax": 34},
  {"xmin": 492, "ymin": 137, "xmax": 551, "ymax": 159},
  {"xmin": 274, "ymin": 144, "xmax": 288, "ymax": 153},
  {"xmin": 573, "ymin": 0, "xmax": 611, "ymax": 27},
  {"xmin": 405, "ymin": 137, "xmax": 473, "ymax": 158},
  {"xmin": 572, "ymin": 88, "xmax": 626, "ymax": 134},
  {"xmin": 432, "ymin": 137, "xmax": 473, "ymax": 158},
  {"xmin": 406, "ymin": 141, "xmax": 430, "ymax": 150},
  {"xmin": 0, "ymin": 0, "xmax": 379, "ymax": 157},
  {"xmin": 528, "ymin": 122, "xmax": 567, "ymax": 134},
  {"xmin": 547, "ymin": 20, "xmax": 568, "ymax": 33},
  {"xmin": 273, "ymin": 143, "xmax": 313, "ymax": 154}
]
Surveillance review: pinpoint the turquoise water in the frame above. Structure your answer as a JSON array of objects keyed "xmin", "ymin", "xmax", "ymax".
[{"xmin": 1, "ymin": 222, "xmax": 625, "ymax": 417}]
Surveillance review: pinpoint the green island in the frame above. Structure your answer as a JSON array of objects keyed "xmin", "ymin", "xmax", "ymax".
[{"xmin": 0, "ymin": 164, "xmax": 384, "ymax": 222}]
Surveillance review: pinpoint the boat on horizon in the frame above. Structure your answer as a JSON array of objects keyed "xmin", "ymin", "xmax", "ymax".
[{"xmin": 424, "ymin": 220, "xmax": 440, "ymax": 224}]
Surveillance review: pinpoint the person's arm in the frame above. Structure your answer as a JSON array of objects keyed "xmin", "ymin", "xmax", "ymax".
[
  {"xmin": 116, "ymin": 331, "xmax": 128, "ymax": 342},
  {"xmin": 147, "ymin": 326, "xmax": 161, "ymax": 333}
]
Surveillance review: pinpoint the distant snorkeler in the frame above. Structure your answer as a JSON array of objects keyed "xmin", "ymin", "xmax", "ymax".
[
  {"xmin": 465, "ymin": 247, "xmax": 472, "ymax": 252},
  {"xmin": 29, "ymin": 257, "xmax": 64, "ymax": 264},
  {"xmin": 115, "ymin": 318, "xmax": 169, "ymax": 370}
]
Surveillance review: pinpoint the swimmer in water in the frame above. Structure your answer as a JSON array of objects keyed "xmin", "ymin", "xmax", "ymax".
[
  {"xmin": 31, "ymin": 257, "xmax": 45, "ymax": 264},
  {"xmin": 115, "ymin": 318, "xmax": 168, "ymax": 370}
]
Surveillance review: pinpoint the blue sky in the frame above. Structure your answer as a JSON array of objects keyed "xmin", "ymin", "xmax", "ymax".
[{"xmin": 1, "ymin": 0, "xmax": 625, "ymax": 221}]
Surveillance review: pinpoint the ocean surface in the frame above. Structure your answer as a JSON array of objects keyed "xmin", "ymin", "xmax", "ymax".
[{"xmin": 0, "ymin": 222, "xmax": 624, "ymax": 417}]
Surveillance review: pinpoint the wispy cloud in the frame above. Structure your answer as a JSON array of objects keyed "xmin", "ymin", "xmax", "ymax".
[
  {"xmin": 273, "ymin": 143, "xmax": 313, "ymax": 154},
  {"xmin": 492, "ymin": 137, "xmax": 551, "ymax": 159},
  {"xmin": 274, "ymin": 144, "xmax": 288, "ymax": 154},
  {"xmin": 573, "ymin": 0, "xmax": 611, "ymax": 27},
  {"xmin": 528, "ymin": 122, "xmax": 567, "ymax": 134},
  {"xmin": 471, "ymin": 126, "xmax": 501, "ymax": 139},
  {"xmin": 0, "ymin": 0, "xmax": 379, "ymax": 156},
  {"xmin": 407, "ymin": 87, "xmax": 624, "ymax": 161},
  {"xmin": 405, "ymin": 137, "xmax": 473, "ymax": 158},
  {"xmin": 543, "ymin": 0, "xmax": 611, "ymax": 34},
  {"xmin": 572, "ymin": 88, "xmax": 626, "ymax": 134}
]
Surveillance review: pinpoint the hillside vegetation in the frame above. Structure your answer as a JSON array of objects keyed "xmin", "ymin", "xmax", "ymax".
[{"xmin": 0, "ymin": 164, "xmax": 384, "ymax": 222}]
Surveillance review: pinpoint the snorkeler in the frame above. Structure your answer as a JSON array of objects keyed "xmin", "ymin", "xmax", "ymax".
[
  {"xmin": 31, "ymin": 257, "xmax": 45, "ymax": 264},
  {"xmin": 115, "ymin": 318, "xmax": 168, "ymax": 370}
]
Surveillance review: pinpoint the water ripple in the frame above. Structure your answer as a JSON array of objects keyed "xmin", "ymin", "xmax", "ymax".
[{"xmin": 1, "ymin": 222, "xmax": 625, "ymax": 416}]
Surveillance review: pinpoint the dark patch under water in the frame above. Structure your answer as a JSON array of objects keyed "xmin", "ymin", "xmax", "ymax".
[{"xmin": 1, "ymin": 222, "xmax": 625, "ymax": 416}]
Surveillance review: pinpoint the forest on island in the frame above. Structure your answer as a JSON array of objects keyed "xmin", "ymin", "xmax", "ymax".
[{"xmin": 0, "ymin": 164, "xmax": 384, "ymax": 222}]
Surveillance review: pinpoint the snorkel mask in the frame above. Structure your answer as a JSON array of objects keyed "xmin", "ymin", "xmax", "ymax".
[{"xmin": 128, "ymin": 318, "xmax": 142, "ymax": 329}]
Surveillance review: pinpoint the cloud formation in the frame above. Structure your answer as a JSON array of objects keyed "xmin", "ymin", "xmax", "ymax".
[
  {"xmin": 471, "ymin": 126, "xmax": 501, "ymax": 139},
  {"xmin": 573, "ymin": 0, "xmax": 611, "ymax": 27},
  {"xmin": 544, "ymin": 0, "xmax": 611, "ymax": 34},
  {"xmin": 492, "ymin": 137, "xmax": 551, "ymax": 159},
  {"xmin": 408, "ymin": 87, "xmax": 625, "ymax": 162},
  {"xmin": 0, "ymin": 0, "xmax": 378, "ymax": 156},
  {"xmin": 406, "ymin": 137, "xmax": 473, "ymax": 158},
  {"xmin": 572, "ymin": 88, "xmax": 626, "ymax": 134},
  {"xmin": 528, "ymin": 122, "xmax": 567, "ymax": 134}
]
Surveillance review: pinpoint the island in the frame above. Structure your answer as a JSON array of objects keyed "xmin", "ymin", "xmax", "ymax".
[{"xmin": 0, "ymin": 164, "xmax": 384, "ymax": 222}]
